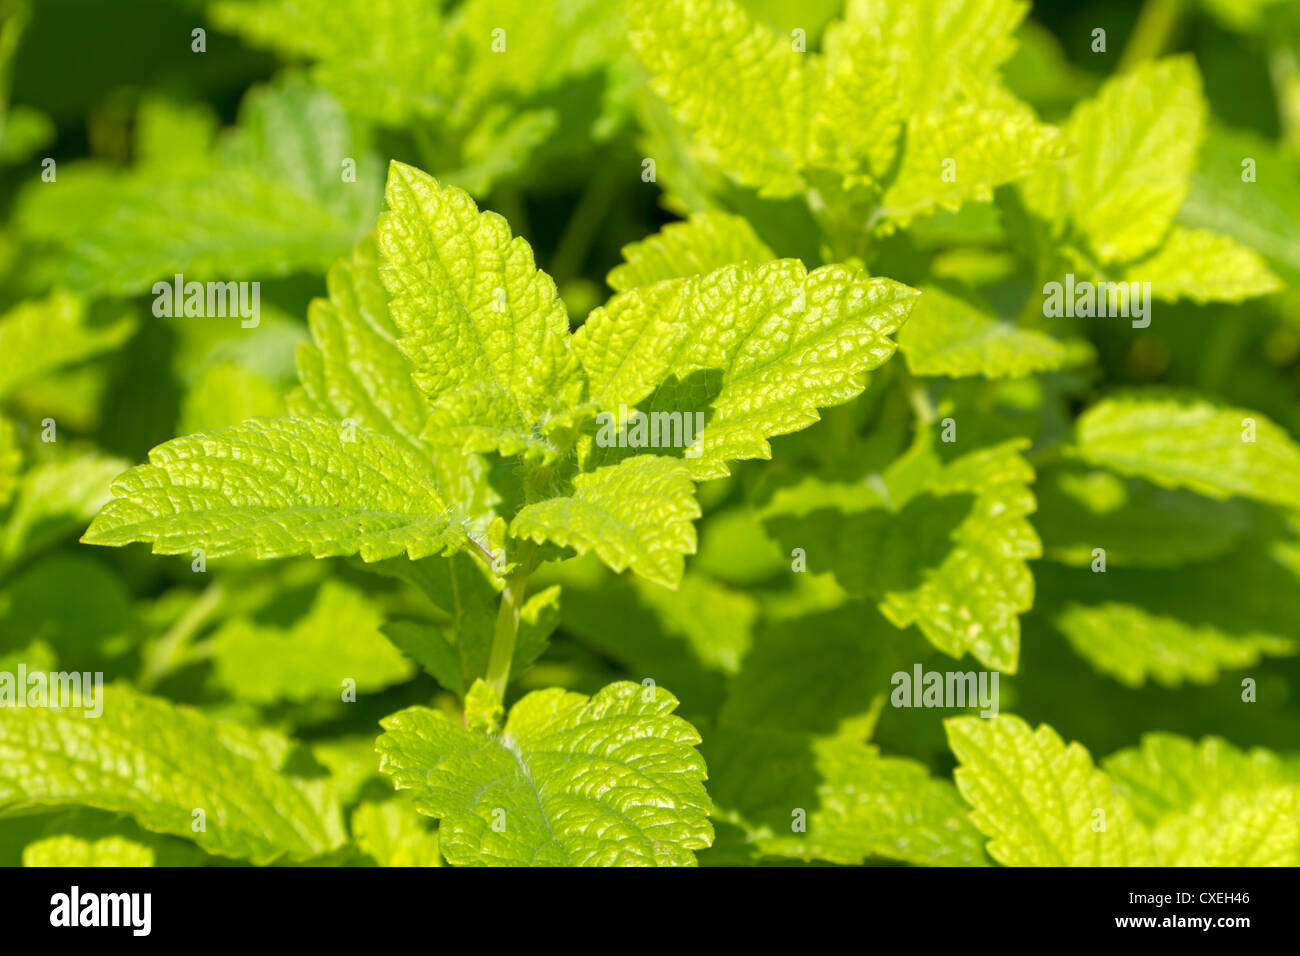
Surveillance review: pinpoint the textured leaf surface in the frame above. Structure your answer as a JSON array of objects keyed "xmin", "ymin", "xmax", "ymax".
[
  {"xmin": 1056, "ymin": 602, "xmax": 1296, "ymax": 688},
  {"xmin": 607, "ymin": 212, "xmax": 774, "ymax": 292},
  {"xmin": 707, "ymin": 729, "xmax": 987, "ymax": 866},
  {"xmin": 351, "ymin": 800, "xmax": 441, "ymax": 866},
  {"xmin": 1074, "ymin": 396, "xmax": 1300, "ymax": 510},
  {"xmin": 379, "ymin": 162, "xmax": 588, "ymax": 460},
  {"xmin": 82, "ymin": 417, "xmax": 467, "ymax": 562},
  {"xmin": 827, "ymin": 0, "xmax": 1029, "ymax": 116},
  {"xmin": 290, "ymin": 235, "xmax": 434, "ymax": 450},
  {"xmin": 0, "ymin": 686, "xmax": 345, "ymax": 863},
  {"xmin": 629, "ymin": 0, "xmax": 811, "ymax": 196},
  {"xmin": 511, "ymin": 456, "xmax": 699, "ymax": 587},
  {"xmin": 288, "ymin": 235, "xmax": 494, "ymax": 515},
  {"xmin": 877, "ymin": 106, "xmax": 1064, "ymax": 229},
  {"xmin": 946, "ymin": 714, "xmax": 1155, "ymax": 865},
  {"xmin": 578, "ymin": 261, "xmax": 915, "ymax": 478},
  {"xmin": 899, "ymin": 285, "xmax": 1067, "ymax": 378},
  {"xmin": 1062, "ymin": 57, "xmax": 1204, "ymax": 263},
  {"xmin": 376, "ymin": 681, "xmax": 713, "ymax": 866}
]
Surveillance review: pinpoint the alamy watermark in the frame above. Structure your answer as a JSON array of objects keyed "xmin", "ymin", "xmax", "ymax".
[
  {"xmin": 1043, "ymin": 273, "xmax": 1151, "ymax": 328},
  {"xmin": 891, "ymin": 664, "xmax": 999, "ymax": 717},
  {"xmin": 0, "ymin": 665, "xmax": 103, "ymax": 717},
  {"xmin": 50, "ymin": 886, "xmax": 151, "ymax": 936},
  {"xmin": 594, "ymin": 405, "xmax": 705, "ymax": 458},
  {"xmin": 152, "ymin": 274, "xmax": 260, "ymax": 328}
]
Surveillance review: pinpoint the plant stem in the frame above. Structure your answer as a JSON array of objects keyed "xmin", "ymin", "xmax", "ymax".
[
  {"xmin": 1118, "ymin": 0, "xmax": 1183, "ymax": 73},
  {"xmin": 484, "ymin": 568, "xmax": 529, "ymax": 703},
  {"xmin": 139, "ymin": 581, "xmax": 224, "ymax": 690}
]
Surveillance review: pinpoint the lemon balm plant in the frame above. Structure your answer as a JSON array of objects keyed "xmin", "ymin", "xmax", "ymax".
[
  {"xmin": 78, "ymin": 159, "xmax": 917, "ymax": 865},
  {"xmin": 0, "ymin": 0, "xmax": 1299, "ymax": 868}
]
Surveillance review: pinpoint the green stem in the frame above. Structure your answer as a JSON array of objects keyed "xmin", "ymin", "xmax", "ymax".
[
  {"xmin": 1118, "ymin": 0, "xmax": 1183, "ymax": 73},
  {"xmin": 140, "ymin": 582, "xmax": 224, "ymax": 690},
  {"xmin": 484, "ymin": 569, "xmax": 529, "ymax": 702}
]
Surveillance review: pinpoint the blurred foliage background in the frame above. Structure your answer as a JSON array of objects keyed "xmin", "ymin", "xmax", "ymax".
[{"xmin": 1, "ymin": 0, "xmax": 1300, "ymax": 866}]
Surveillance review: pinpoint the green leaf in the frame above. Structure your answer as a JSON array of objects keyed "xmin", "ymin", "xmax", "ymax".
[
  {"xmin": 82, "ymin": 417, "xmax": 468, "ymax": 563},
  {"xmin": 719, "ymin": 604, "xmax": 904, "ymax": 738},
  {"xmin": 290, "ymin": 236, "xmax": 432, "ymax": 448},
  {"xmin": 351, "ymin": 799, "xmax": 442, "ymax": 866},
  {"xmin": 765, "ymin": 439, "xmax": 1040, "ymax": 672},
  {"xmin": 1151, "ymin": 787, "xmax": 1300, "ymax": 866},
  {"xmin": 1103, "ymin": 735, "xmax": 1300, "ymax": 866},
  {"xmin": 607, "ymin": 211, "xmax": 775, "ymax": 292},
  {"xmin": 1103, "ymin": 733, "xmax": 1292, "ymax": 824},
  {"xmin": 577, "ymin": 261, "xmax": 915, "ymax": 479},
  {"xmin": 1125, "ymin": 226, "xmax": 1282, "ymax": 303},
  {"xmin": 376, "ymin": 681, "xmax": 713, "ymax": 866},
  {"xmin": 945, "ymin": 714, "xmax": 1155, "ymax": 866},
  {"xmin": 706, "ymin": 728, "xmax": 987, "ymax": 866},
  {"xmin": 1033, "ymin": 467, "xmax": 1254, "ymax": 568},
  {"xmin": 875, "ymin": 105, "xmax": 1065, "ymax": 229},
  {"xmin": 1062, "ymin": 56, "xmax": 1205, "ymax": 264},
  {"xmin": 555, "ymin": 570, "xmax": 753, "ymax": 715},
  {"xmin": 0, "ymin": 292, "xmax": 135, "ymax": 400},
  {"xmin": 180, "ymin": 361, "xmax": 285, "ymax": 435},
  {"xmin": 629, "ymin": 0, "xmax": 812, "ymax": 197},
  {"xmin": 1073, "ymin": 396, "xmax": 1300, "ymax": 510},
  {"xmin": 1, "ymin": 453, "xmax": 128, "ymax": 570},
  {"xmin": 0, "ymin": 105, "xmax": 53, "ymax": 166},
  {"xmin": 17, "ymin": 76, "xmax": 381, "ymax": 296},
  {"xmin": 23, "ymin": 834, "xmax": 156, "ymax": 867},
  {"xmin": 899, "ymin": 285, "xmax": 1067, "ymax": 378},
  {"xmin": 511, "ymin": 456, "xmax": 699, "ymax": 587},
  {"xmin": 826, "ymin": 0, "xmax": 1029, "ymax": 117},
  {"xmin": 212, "ymin": 0, "xmax": 626, "ymax": 194},
  {"xmin": 211, "ymin": 581, "xmax": 416, "ymax": 704},
  {"xmin": 1178, "ymin": 125, "xmax": 1300, "ymax": 284},
  {"xmin": 0, "ymin": 685, "xmax": 346, "ymax": 863},
  {"xmin": 209, "ymin": 0, "xmax": 449, "ymax": 126},
  {"xmin": 378, "ymin": 162, "xmax": 589, "ymax": 460},
  {"xmin": 1055, "ymin": 602, "xmax": 1296, "ymax": 689},
  {"xmin": 288, "ymin": 235, "xmax": 495, "ymax": 515}
]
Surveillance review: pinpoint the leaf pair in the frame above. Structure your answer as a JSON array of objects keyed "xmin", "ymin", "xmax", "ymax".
[
  {"xmin": 1017, "ymin": 57, "xmax": 1281, "ymax": 303},
  {"xmin": 630, "ymin": 0, "xmax": 1065, "ymax": 232},
  {"xmin": 86, "ymin": 161, "xmax": 917, "ymax": 590}
]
